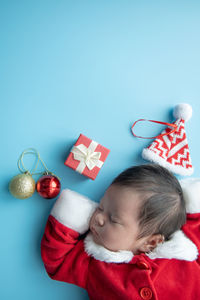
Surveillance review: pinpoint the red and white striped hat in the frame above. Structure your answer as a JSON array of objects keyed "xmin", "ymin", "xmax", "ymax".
[{"xmin": 142, "ymin": 103, "xmax": 193, "ymax": 176}]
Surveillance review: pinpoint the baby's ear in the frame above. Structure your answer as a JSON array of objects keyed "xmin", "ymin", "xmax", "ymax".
[{"xmin": 139, "ymin": 234, "xmax": 164, "ymax": 253}]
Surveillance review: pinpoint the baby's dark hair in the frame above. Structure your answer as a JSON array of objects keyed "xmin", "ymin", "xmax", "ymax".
[{"xmin": 111, "ymin": 164, "xmax": 186, "ymax": 241}]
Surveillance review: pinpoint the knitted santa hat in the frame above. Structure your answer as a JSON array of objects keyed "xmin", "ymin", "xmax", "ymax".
[{"xmin": 142, "ymin": 103, "xmax": 193, "ymax": 176}]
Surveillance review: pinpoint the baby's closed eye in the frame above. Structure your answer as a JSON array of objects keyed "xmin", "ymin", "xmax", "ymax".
[{"xmin": 109, "ymin": 215, "xmax": 122, "ymax": 225}]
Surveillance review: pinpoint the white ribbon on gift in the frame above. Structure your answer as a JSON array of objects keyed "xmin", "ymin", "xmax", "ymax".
[{"xmin": 71, "ymin": 141, "xmax": 104, "ymax": 174}]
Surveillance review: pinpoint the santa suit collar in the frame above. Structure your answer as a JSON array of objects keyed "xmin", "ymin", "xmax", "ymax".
[{"xmin": 84, "ymin": 230, "xmax": 198, "ymax": 263}]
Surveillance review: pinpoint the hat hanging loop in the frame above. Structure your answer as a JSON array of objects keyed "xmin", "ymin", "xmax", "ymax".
[{"xmin": 131, "ymin": 119, "xmax": 178, "ymax": 139}]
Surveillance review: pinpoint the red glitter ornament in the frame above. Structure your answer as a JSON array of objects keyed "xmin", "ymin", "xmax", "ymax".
[{"xmin": 36, "ymin": 175, "xmax": 61, "ymax": 199}]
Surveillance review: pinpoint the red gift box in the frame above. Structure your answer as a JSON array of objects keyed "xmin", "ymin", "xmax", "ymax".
[{"xmin": 64, "ymin": 134, "xmax": 110, "ymax": 180}]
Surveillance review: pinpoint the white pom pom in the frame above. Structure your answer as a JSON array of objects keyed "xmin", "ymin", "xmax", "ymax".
[{"xmin": 173, "ymin": 103, "xmax": 192, "ymax": 121}]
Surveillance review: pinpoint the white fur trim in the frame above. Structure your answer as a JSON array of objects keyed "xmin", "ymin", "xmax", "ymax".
[
  {"xmin": 147, "ymin": 230, "xmax": 198, "ymax": 261},
  {"xmin": 142, "ymin": 148, "xmax": 194, "ymax": 176},
  {"xmin": 51, "ymin": 189, "xmax": 98, "ymax": 234},
  {"xmin": 84, "ymin": 230, "xmax": 198, "ymax": 263},
  {"xmin": 84, "ymin": 233, "xmax": 134, "ymax": 263},
  {"xmin": 173, "ymin": 103, "xmax": 192, "ymax": 121},
  {"xmin": 180, "ymin": 178, "xmax": 200, "ymax": 213}
]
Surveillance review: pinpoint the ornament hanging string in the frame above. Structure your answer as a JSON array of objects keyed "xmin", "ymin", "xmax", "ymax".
[
  {"xmin": 17, "ymin": 148, "xmax": 60, "ymax": 179},
  {"xmin": 131, "ymin": 119, "xmax": 178, "ymax": 139},
  {"xmin": 18, "ymin": 148, "xmax": 40, "ymax": 175}
]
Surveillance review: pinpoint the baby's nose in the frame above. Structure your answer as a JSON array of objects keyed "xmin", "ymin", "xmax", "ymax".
[{"xmin": 95, "ymin": 213, "xmax": 105, "ymax": 226}]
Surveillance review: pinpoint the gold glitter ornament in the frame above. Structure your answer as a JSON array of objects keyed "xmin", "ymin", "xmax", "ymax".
[{"xmin": 9, "ymin": 172, "xmax": 35, "ymax": 199}]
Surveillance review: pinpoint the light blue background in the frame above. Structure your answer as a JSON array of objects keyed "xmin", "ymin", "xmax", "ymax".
[{"xmin": 1, "ymin": 1, "xmax": 200, "ymax": 299}]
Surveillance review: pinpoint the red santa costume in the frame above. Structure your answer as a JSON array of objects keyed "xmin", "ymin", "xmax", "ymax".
[{"xmin": 41, "ymin": 179, "xmax": 200, "ymax": 300}]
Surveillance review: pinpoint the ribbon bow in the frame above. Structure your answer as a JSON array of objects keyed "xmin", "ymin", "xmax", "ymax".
[{"xmin": 71, "ymin": 144, "xmax": 102, "ymax": 172}]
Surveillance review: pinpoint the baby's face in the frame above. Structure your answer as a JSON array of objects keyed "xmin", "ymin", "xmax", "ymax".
[{"xmin": 89, "ymin": 185, "xmax": 144, "ymax": 253}]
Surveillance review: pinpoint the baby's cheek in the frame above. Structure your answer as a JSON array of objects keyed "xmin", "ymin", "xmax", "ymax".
[{"xmin": 105, "ymin": 225, "xmax": 122, "ymax": 243}]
